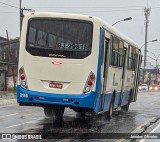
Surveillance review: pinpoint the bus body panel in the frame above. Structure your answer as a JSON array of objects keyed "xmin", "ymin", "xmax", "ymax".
[
  {"xmin": 123, "ymin": 70, "xmax": 135, "ymax": 92},
  {"xmin": 17, "ymin": 85, "xmax": 98, "ymax": 110},
  {"xmin": 23, "ymin": 55, "xmax": 92, "ymax": 94},
  {"xmin": 106, "ymin": 67, "xmax": 123, "ymax": 93}
]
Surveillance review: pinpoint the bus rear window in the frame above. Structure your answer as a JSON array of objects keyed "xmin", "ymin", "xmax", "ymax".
[{"xmin": 26, "ymin": 19, "xmax": 93, "ymax": 59}]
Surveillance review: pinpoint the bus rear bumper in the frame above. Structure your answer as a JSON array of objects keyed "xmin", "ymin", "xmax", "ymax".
[{"xmin": 17, "ymin": 86, "xmax": 97, "ymax": 110}]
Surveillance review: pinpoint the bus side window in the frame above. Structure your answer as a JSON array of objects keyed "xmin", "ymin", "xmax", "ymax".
[
  {"xmin": 101, "ymin": 30, "xmax": 105, "ymax": 65},
  {"xmin": 128, "ymin": 45, "xmax": 132, "ymax": 70},
  {"xmin": 119, "ymin": 40, "xmax": 124, "ymax": 67},
  {"xmin": 127, "ymin": 46, "xmax": 137, "ymax": 70},
  {"xmin": 110, "ymin": 36, "xmax": 124, "ymax": 68},
  {"xmin": 112, "ymin": 36, "xmax": 118, "ymax": 66},
  {"xmin": 109, "ymin": 36, "xmax": 113, "ymax": 65},
  {"xmin": 133, "ymin": 48, "xmax": 138, "ymax": 70}
]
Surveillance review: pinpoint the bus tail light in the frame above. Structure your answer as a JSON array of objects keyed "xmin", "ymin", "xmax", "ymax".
[
  {"xmin": 19, "ymin": 67, "xmax": 28, "ymax": 89},
  {"xmin": 83, "ymin": 72, "xmax": 95, "ymax": 94},
  {"xmin": 21, "ymin": 75, "xmax": 25, "ymax": 80}
]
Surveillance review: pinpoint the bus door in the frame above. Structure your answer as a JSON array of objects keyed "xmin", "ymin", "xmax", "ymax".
[
  {"xmin": 121, "ymin": 48, "xmax": 127, "ymax": 92},
  {"xmin": 101, "ymin": 38, "xmax": 110, "ymax": 111},
  {"xmin": 131, "ymin": 50, "xmax": 141, "ymax": 102}
]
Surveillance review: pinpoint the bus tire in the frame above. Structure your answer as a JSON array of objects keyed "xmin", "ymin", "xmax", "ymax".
[
  {"xmin": 54, "ymin": 106, "xmax": 65, "ymax": 120},
  {"xmin": 44, "ymin": 107, "xmax": 55, "ymax": 117},
  {"xmin": 44, "ymin": 106, "xmax": 65, "ymax": 119},
  {"xmin": 106, "ymin": 95, "xmax": 114, "ymax": 121}
]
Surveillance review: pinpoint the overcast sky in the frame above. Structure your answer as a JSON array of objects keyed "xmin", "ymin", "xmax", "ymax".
[{"xmin": 0, "ymin": 0, "xmax": 160, "ymax": 67}]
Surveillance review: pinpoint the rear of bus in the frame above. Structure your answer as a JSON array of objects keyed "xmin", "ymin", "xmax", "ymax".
[{"xmin": 17, "ymin": 12, "xmax": 101, "ymax": 113}]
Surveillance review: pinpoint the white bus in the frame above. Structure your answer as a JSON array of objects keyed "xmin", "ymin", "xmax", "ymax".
[{"xmin": 17, "ymin": 12, "xmax": 141, "ymax": 120}]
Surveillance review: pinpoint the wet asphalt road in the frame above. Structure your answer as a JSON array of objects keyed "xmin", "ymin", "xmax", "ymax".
[{"xmin": 0, "ymin": 91, "xmax": 160, "ymax": 141}]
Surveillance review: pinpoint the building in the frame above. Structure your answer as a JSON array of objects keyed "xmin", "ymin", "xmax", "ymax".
[
  {"xmin": 140, "ymin": 68, "xmax": 160, "ymax": 85},
  {"xmin": 0, "ymin": 36, "xmax": 7, "ymax": 44},
  {"xmin": 0, "ymin": 36, "xmax": 19, "ymax": 91}
]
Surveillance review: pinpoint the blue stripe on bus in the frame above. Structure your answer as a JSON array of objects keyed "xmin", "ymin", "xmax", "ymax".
[
  {"xmin": 17, "ymin": 85, "xmax": 130, "ymax": 113},
  {"xmin": 103, "ymin": 93, "xmax": 113, "ymax": 111},
  {"xmin": 121, "ymin": 91, "xmax": 130, "ymax": 106},
  {"xmin": 114, "ymin": 92, "xmax": 122, "ymax": 107},
  {"xmin": 94, "ymin": 28, "xmax": 103, "ymax": 112},
  {"xmin": 95, "ymin": 28, "xmax": 103, "ymax": 93},
  {"xmin": 17, "ymin": 85, "xmax": 98, "ymax": 110},
  {"xmin": 113, "ymin": 91, "xmax": 130, "ymax": 108}
]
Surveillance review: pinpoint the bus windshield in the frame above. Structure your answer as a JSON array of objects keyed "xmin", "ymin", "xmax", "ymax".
[{"xmin": 26, "ymin": 19, "xmax": 93, "ymax": 59}]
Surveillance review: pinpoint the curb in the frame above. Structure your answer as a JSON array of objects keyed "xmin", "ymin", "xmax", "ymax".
[
  {"xmin": 0, "ymin": 99, "xmax": 17, "ymax": 106},
  {"xmin": 123, "ymin": 117, "xmax": 160, "ymax": 142},
  {"xmin": 0, "ymin": 92, "xmax": 17, "ymax": 100}
]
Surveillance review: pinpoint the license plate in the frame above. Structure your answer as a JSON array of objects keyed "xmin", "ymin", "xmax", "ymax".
[{"xmin": 49, "ymin": 83, "xmax": 63, "ymax": 89}]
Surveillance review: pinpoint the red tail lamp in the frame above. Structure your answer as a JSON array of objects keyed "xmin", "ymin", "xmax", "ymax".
[
  {"xmin": 87, "ymin": 81, "xmax": 93, "ymax": 86},
  {"xmin": 21, "ymin": 75, "xmax": 25, "ymax": 80}
]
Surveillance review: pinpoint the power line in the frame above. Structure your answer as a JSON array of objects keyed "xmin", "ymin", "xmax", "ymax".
[
  {"xmin": 5, "ymin": 0, "xmax": 19, "ymax": 5},
  {"xmin": 29, "ymin": 6, "xmax": 144, "ymax": 8},
  {"xmin": 0, "ymin": 12, "xmax": 18, "ymax": 13},
  {"xmin": 0, "ymin": 1, "xmax": 19, "ymax": 9},
  {"xmin": 0, "ymin": 8, "xmax": 145, "ymax": 16},
  {"xmin": 69, "ymin": 8, "xmax": 143, "ymax": 13},
  {"xmin": 1, "ymin": 5, "xmax": 160, "ymax": 10},
  {"xmin": 148, "ymin": 49, "xmax": 160, "ymax": 50},
  {"xmin": 0, "ymin": 6, "xmax": 145, "ymax": 14},
  {"xmin": 152, "ymin": 7, "xmax": 160, "ymax": 9},
  {"xmin": 79, "ymin": 8, "xmax": 143, "ymax": 13},
  {"xmin": 1, "ymin": 8, "xmax": 160, "ymax": 14},
  {"xmin": 0, "ymin": 9, "xmax": 142, "ymax": 13},
  {"xmin": 19, "ymin": 7, "xmax": 143, "ymax": 13}
]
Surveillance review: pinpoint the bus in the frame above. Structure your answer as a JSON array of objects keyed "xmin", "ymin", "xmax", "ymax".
[{"xmin": 17, "ymin": 12, "xmax": 142, "ymax": 120}]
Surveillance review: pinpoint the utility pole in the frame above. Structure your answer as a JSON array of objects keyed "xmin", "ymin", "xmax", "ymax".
[
  {"xmin": 19, "ymin": 0, "xmax": 34, "ymax": 35},
  {"xmin": 20, "ymin": 0, "xmax": 22, "ymax": 35},
  {"xmin": 156, "ymin": 60, "xmax": 158, "ymax": 84},
  {"xmin": 6, "ymin": 30, "xmax": 10, "ymax": 72},
  {"xmin": 6, "ymin": 30, "xmax": 10, "ymax": 91},
  {"xmin": 143, "ymin": 7, "xmax": 151, "ymax": 83},
  {"xmin": 6, "ymin": 30, "xmax": 16, "ymax": 91}
]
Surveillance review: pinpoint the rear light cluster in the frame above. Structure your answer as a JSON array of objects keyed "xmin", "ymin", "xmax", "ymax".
[
  {"xmin": 149, "ymin": 86, "xmax": 159, "ymax": 91},
  {"xmin": 19, "ymin": 67, "xmax": 28, "ymax": 89},
  {"xmin": 83, "ymin": 72, "xmax": 95, "ymax": 94}
]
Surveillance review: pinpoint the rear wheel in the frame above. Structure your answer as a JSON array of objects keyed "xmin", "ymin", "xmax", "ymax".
[
  {"xmin": 106, "ymin": 95, "xmax": 114, "ymax": 121},
  {"xmin": 44, "ymin": 106, "xmax": 65, "ymax": 119},
  {"xmin": 54, "ymin": 106, "xmax": 65, "ymax": 120},
  {"xmin": 44, "ymin": 107, "xmax": 55, "ymax": 117}
]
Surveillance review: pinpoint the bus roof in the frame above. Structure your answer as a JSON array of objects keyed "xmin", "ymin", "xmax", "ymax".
[
  {"xmin": 103, "ymin": 21, "xmax": 139, "ymax": 49},
  {"xmin": 93, "ymin": 16, "xmax": 139, "ymax": 49}
]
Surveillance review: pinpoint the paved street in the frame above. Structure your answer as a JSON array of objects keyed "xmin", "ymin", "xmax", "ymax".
[{"xmin": 0, "ymin": 91, "xmax": 160, "ymax": 141}]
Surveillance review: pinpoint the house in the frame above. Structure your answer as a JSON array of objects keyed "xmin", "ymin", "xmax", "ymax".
[
  {"xmin": 0, "ymin": 36, "xmax": 19, "ymax": 91},
  {"xmin": 0, "ymin": 36, "xmax": 7, "ymax": 44}
]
